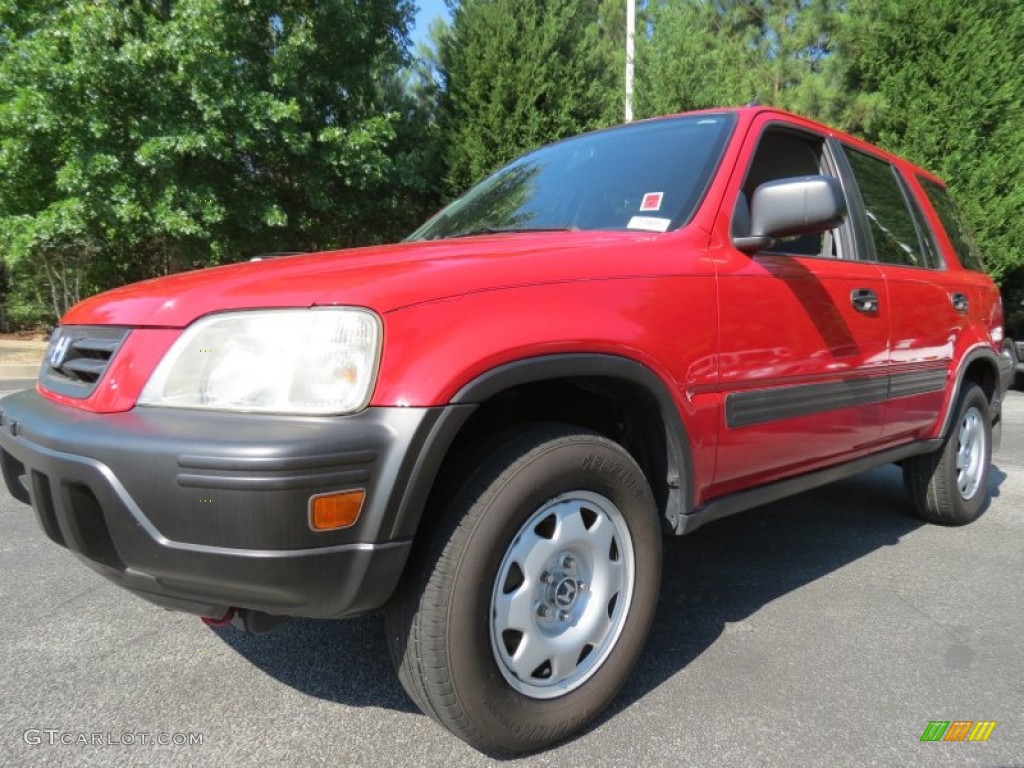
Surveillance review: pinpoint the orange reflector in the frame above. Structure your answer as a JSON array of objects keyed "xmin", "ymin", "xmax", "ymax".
[{"xmin": 310, "ymin": 490, "xmax": 365, "ymax": 531}]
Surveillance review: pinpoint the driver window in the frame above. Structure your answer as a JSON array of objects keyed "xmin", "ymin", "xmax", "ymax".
[{"xmin": 734, "ymin": 128, "xmax": 840, "ymax": 258}]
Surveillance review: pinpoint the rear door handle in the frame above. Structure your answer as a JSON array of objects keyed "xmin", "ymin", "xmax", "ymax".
[
  {"xmin": 851, "ymin": 288, "xmax": 879, "ymax": 313},
  {"xmin": 951, "ymin": 292, "xmax": 969, "ymax": 313}
]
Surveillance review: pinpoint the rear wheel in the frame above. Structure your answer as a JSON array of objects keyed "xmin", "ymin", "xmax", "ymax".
[
  {"xmin": 386, "ymin": 425, "xmax": 661, "ymax": 754},
  {"xmin": 903, "ymin": 382, "xmax": 991, "ymax": 525}
]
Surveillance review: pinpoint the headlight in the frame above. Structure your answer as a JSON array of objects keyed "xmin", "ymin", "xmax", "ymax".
[{"xmin": 138, "ymin": 308, "xmax": 382, "ymax": 415}]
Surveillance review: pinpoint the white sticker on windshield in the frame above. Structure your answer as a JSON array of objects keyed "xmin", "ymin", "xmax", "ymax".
[{"xmin": 627, "ymin": 215, "xmax": 671, "ymax": 233}]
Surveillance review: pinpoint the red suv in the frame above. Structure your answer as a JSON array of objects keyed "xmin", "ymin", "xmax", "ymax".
[{"xmin": 0, "ymin": 107, "xmax": 1013, "ymax": 753}]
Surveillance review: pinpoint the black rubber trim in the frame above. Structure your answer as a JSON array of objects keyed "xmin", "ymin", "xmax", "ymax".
[
  {"xmin": 0, "ymin": 435, "xmax": 30, "ymax": 503},
  {"xmin": 938, "ymin": 346, "xmax": 1007, "ymax": 438},
  {"xmin": 385, "ymin": 403, "xmax": 478, "ymax": 539},
  {"xmin": 828, "ymin": 136, "xmax": 877, "ymax": 263},
  {"xmin": 887, "ymin": 369, "xmax": 947, "ymax": 399},
  {"xmin": 448, "ymin": 353, "xmax": 695, "ymax": 529},
  {"xmin": 176, "ymin": 468, "xmax": 371, "ymax": 491},
  {"xmin": 726, "ymin": 368, "xmax": 949, "ymax": 429},
  {"xmin": 678, "ymin": 438, "xmax": 942, "ymax": 534},
  {"xmin": 178, "ymin": 451, "xmax": 377, "ymax": 471},
  {"xmin": 726, "ymin": 374, "xmax": 888, "ymax": 428}
]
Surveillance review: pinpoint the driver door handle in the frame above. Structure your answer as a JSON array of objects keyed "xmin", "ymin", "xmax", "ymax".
[{"xmin": 851, "ymin": 288, "xmax": 879, "ymax": 313}]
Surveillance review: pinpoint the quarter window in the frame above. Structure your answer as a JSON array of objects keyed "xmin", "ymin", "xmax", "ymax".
[{"xmin": 919, "ymin": 178, "xmax": 985, "ymax": 272}]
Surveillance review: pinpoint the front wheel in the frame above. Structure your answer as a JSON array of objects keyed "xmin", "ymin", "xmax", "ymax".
[
  {"xmin": 1003, "ymin": 339, "xmax": 1024, "ymax": 390},
  {"xmin": 904, "ymin": 382, "xmax": 992, "ymax": 525},
  {"xmin": 386, "ymin": 425, "xmax": 661, "ymax": 754}
]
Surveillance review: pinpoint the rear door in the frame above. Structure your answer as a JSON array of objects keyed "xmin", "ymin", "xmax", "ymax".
[{"xmin": 836, "ymin": 146, "xmax": 959, "ymax": 441}]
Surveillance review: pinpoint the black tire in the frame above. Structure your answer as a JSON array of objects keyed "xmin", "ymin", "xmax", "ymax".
[
  {"xmin": 903, "ymin": 382, "xmax": 992, "ymax": 525},
  {"xmin": 385, "ymin": 424, "xmax": 661, "ymax": 754},
  {"xmin": 1003, "ymin": 339, "xmax": 1024, "ymax": 390}
]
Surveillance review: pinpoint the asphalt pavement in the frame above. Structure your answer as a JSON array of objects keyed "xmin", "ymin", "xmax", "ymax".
[{"xmin": 1, "ymin": 379, "xmax": 1021, "ymax": 767}]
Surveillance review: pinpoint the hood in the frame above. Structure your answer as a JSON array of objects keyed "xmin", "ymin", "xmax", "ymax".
[{"xmin": 62, "ymin": 230, "xmax": 679, "ymax": 327}]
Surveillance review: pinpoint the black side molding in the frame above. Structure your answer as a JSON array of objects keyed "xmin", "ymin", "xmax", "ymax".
[
  {"xmin": 726, "ymin": 375, "xmax": 889, "ymax": 428},
  {"xmin": 725, "ymin": 369, "xmax": 947, "ymax": 429}
]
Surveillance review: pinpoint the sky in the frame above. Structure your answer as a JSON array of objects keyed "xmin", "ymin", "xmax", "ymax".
[{"xmin": 410, "ymin": 0, "xmax": 452, "ymax": 50}]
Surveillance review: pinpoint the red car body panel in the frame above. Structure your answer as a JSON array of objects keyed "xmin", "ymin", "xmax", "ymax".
[{"xmin": 61, "ymin": 230, "xmax": 683, "ymax": 327}]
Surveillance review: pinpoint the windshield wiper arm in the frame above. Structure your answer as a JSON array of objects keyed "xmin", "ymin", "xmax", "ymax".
[{"xmin": 445, "ymin": 226, "xmax": 578, "ymax": 239}]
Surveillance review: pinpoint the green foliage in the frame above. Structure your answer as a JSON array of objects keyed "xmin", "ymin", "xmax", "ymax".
[
  {"xmin": 2, "ymin": 259, "xmax": 51, "ymax": 330},
  {"xmin": 0, "ymin": 0, "xmax": 432, "ymax": 325},
  {"xmin": 835, "ymin": 0, "xmax": 1024, "ymax": 282},
  {"xmin": 437, "ymin": 0, "xmax": 622, "ymax": 194},
  {"xmin": 2, "ymin": 0, "xmax": 1022, "ymax": 330},
  {"xmin": 636, "ymin": 1, "xmax": 846, "ymax": 122}
]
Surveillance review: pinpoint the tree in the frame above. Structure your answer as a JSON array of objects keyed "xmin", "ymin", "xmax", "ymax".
[
  {"xmin": 0, "ymin": 0, "xmax": 430, "ymax": 324},
  {"xmin": 636, "ymin": 1, "xmax": 846, "ymax": 122},
  {"xmin": 438, "ymin": 0, "xmax": 622, "ymax": 195},
  {"xmin": 836, "ymin": 0, "xmax": 1024, "ymax": 282}
]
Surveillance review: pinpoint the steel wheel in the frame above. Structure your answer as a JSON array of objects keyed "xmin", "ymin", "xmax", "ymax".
[
  {"xmin": 490, "ymin": 490, "xmax": 635, "ymax": 699},
  {"xmin": 955, "ymin": 406, "xmax": 985, "ymax": 500}
]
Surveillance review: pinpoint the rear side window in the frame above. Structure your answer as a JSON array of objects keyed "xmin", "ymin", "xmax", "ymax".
[
  {"xmin": 919, "ymin": 178, "xmax": 986, "ymax": 272},
  {"xmin": 844, "ymin": 148, "xmax": 940, "ymax": 269}
]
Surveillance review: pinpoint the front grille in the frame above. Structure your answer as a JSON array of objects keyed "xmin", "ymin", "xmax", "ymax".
[{"xmin": 39, "ymin": 326, "xmax": 130, "ymax": 398}]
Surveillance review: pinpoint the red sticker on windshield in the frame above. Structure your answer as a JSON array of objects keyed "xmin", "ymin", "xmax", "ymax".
[{"xmin": 640, "ymin": 192, "xmax": 663, "ymax": 212}]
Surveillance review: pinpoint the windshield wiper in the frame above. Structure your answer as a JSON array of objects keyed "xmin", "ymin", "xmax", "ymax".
[{"xmin": 445, "ymin": 226, "xmax": 578, "ymax": 239}]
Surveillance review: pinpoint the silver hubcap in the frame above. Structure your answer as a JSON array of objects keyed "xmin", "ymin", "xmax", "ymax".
[
  {"xmin": 956, "ymin": 406, "xmax": 985, "ymax": 500},
  {"xmin": 490, "ymin": 491, "xmax": 635, "ymax": 699}
]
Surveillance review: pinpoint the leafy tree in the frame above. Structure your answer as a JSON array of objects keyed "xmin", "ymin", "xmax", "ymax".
[
  {"xmin": 438, "ymin": 0, "xmax": 622, "ymax": 195},
  {"xmin": 836, "ymin": 0, "xmax": 1024, "ymax": 282},
  {"xmin": 0, "ymin": 0, "xmax": 429, "ymax": 324}
]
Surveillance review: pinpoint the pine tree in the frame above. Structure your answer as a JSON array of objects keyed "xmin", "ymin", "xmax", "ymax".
[
  {"xmin": 438, "ymin": 0, "xmax": 622, "ymax": 195},
  {"xmin": 636, "ymin": 1, "xmax": 846, "ymax": 122},
  {"xmin": 837, "ymin": 0, "xmax": 1024, "ymax": 282}
]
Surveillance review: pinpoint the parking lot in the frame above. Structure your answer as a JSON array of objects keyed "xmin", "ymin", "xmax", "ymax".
[{"xmin": 1, "ymin": 380, "xmax": 1021, "ymax": 767}]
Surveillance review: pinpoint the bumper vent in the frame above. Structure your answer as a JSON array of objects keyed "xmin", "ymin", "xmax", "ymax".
[{"xmin": 39, "ymin": 326, "xmax": 131, "ymax": 398}]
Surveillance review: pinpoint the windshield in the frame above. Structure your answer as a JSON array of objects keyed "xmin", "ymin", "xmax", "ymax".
[{"xmin": 408, "ymin": 113, "xmax": 736, "ymax": 241}]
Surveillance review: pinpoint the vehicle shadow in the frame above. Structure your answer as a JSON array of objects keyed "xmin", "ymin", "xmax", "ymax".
[
  {"xmin": 604, "ymin": 461, "xmax": 1007, "ymax": 726},
  {"xmin": 210, "ymin": 603, "xmax": 414, "ymax": 712},
  {"xmin": 211, "ymin": 463, "xmax": 1008, "ymax": 725}
]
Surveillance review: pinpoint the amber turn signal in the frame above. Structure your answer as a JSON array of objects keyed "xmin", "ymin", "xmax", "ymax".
[{"xmin": 310, "ymin": 490, "xmax": 365, "ymax": 531}]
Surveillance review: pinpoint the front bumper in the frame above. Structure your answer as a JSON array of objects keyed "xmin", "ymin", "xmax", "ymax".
[{"xmin": 0, "ymin": 390, "xmax": 469, "ymax": 619}]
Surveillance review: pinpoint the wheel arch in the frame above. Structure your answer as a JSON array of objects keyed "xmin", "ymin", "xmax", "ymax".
[
  {"xmin": 387, "ymin": 353, "xmax": 695, "ymax": 542},
  {"xmin": 938, "ymin": 345, "xmax": 1004, "ymax": 439}
]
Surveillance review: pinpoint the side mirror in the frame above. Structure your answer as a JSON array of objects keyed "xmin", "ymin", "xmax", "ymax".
[{"xmin": 732, "ymin": 175, "xmax": 848, "ymax": 252}]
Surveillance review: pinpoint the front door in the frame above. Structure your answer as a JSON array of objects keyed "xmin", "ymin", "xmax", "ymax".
[{"xmin": 709, "ymin": 119, "xmax": 889, "ymax": 497}]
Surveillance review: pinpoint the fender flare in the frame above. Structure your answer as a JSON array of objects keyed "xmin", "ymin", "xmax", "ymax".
[
  {"xmin": 388, "ymin": 353, "xmax": 695, "ymax": 538},
  {"xmin": 938, "ymin": 345, "xmax": 1007, "ymax": 438}
]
